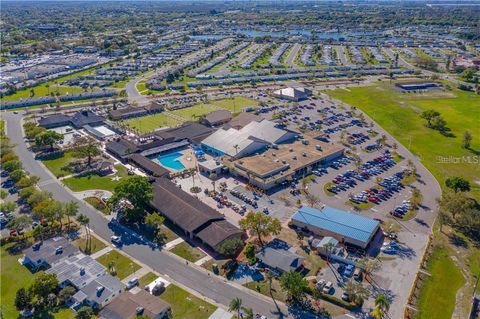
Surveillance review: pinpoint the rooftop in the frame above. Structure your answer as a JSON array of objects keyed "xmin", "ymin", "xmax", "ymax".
[
  {"xmin": 291, "ymin": 206, "xmax": 380, "ymax": 244},
  {"xmin": 99, "ymin": 290, "xmax": 170, "ymax": 319},
  {"xmin": 234, "ymin": 136, "xmax": 343, "ymax": 180}
]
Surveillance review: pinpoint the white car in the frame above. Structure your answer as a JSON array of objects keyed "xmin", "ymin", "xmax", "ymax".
[
  {"xmin": 126, "ymin": 277, "xmax": 138, "ymax": 289},
  {"xmin": 322, "ymin": 281, "xmax": 333, "ymax": 294},
  {"xmin": 111, "ymin": 236, "xmax": 122, "ymax": 246}
]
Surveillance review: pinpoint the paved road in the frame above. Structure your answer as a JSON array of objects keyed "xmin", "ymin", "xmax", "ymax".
[
  {"xmin": 285, "ymin": 43, "xmax": 302, "ymax": 68},
  {"xmin": 335, "ymin": 46, "xmax": 350, "ymax": 66},
  {"xmin": 2, "ymin": 111, "xmax": 320, "ymax": 319}
]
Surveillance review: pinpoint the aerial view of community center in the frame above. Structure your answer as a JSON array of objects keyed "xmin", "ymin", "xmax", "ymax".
[{"xmin": 0, "ymin": 1, "xmax": 479, "ymax": 319}]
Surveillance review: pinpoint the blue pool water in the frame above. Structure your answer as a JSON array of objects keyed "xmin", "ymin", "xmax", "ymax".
[{"xmin": 157, "ymin": 152, "xmax": 185, "ymax": 171}]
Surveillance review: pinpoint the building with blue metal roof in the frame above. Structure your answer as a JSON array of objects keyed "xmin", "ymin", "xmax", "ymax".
[{"xmin": 290, "ymin": 206, "xmax": 380, "ymax": 248}]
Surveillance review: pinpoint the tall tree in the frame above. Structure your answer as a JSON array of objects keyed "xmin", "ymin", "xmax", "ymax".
[
  {"xmin": 279, "ymin": 271, "xmax": 308, "ymax": 302},
  {"xmin": 228, "ymin": 298, "xmax": 242, "ymax": 319},
  {"xmin": 419, "ymin": 110, "xmax": 440, "ymax": 128},
  {"xmin": 35, "ymin": 130, "xmax": 63, "ymax": 151},
  {"xmin": 239, "ymin": 212, "xmax": 281, "ymax": 247},
  {"xmin": 356, "ymin": 258, "xmax": 381, "ymax": 284},
  {"xmin": 77, "ymin": 214, "xmax": 91, "ymax": 249},
  {"xmin": 445, "ymin": 176, "xmax": 471, "ymax": 193},
  {"xmin": 73, "ymin": 138, "xmax": 101, "ymax": 167},
  {"xmin": 30, "ymin": 273, "xmax": 59, "ymax": 301},
  {"xmin": 109, "ymin": 176, "xmax": 153, "ymax": 222},
  {"xmin": 462, "ymin": 130, "xmax": 472, "ymax": 149},
  {"xmin": 63, "ymin": 201, "xmax": 79, "ymax": 231},
  {"xmin": 343, "ymin": 281, "xmax": 369, "ymax": 304},
  {"xmin": 15, "ymin": 288, "xmax": 32, "ymax": 312}
]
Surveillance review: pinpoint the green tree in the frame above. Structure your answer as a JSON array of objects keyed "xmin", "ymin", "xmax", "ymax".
[
  {"xmin": 77, "ymin": 214, "xmax": 91, "ymax": 249},
  {"xmin": 35, "ymin": 130, "xmax": 63, "ymax": 151},
  {"xmin": 109, "ymin": 176, "xmax": 153, "ymax": 222},
  {"xmin": 373, "ymin": 293, "xmax": 390, "ymax": 318},
  {"xmin": 15, "ymin": 288, "xmax": 32, "ymax": 312},
  {"xmin": 445, "ymin": 176, "xmax": 471, "ymax": 193},
  {"xmin": 357, "ymin": 258, "xmax": 381, "ymax": 284},
  {"xmin": 305, "ymin": 193, "xmax": 321, "ymax": 208},
  {"xmin": 0, "ymin": 201, "xmax": 16, "ymax": 214},
  {"xmin": 27, "ymin": 190, "xmax": 52, "ymax": 207},
  {"xmin": 73, "ymin": 138, "xmax": 101, "ymax": 167},
  {"xmin": 228, "ymin": 298, "xmax": 242, "ymax": 319},
  {"xmin": 30, "ymin": 273, "xmax": 59, "ymax": 300},
  {"xmin": 64, "ymin": 201, "xmax": 79, "ymax": 231},
  {"xmin": 419, "ymin": 110, "xmax": 440, "ymax": 127},
  {"xmin": 16, "ymin": 175, "xmax": 40, "ymax": 189},
  {"xmin": 8, "ymin": 215, "xmax": 32, "ymax": 238},
  {"xmin": 76, "ymin": 306, "xmax": 94, "ymax": 319},
  {"xmin": 217, "ymin": 237, "xmax": 244, "ymax": 256},
  {"xmin": 343, "ymin": 281, "xmax": 369, "ymax": 304},
  {"xmin": 3, "ymin": 159, "xmax": 22, "ymax": 172},
  {"xmin": 279, "ymin": 271, "xmax": 308, "ymax": 302},
  {"xmin": 239, "ymin": 211, "xmax": 281, "ymax": 247},
  {"xmin": 145, "ymin": 212, "xmax": 165, "ymax": 244},
  {"xmin": 244, "ymin": 243, "xmax": 257, "ymax": 264},
  {"xmin": 58, "ymin": 286, "xmax": 76, "ymax": 304},
  {"xmin": 9, "ymin": 169, "xmax": 26, "ymax": 182},
  {"xmin": 462, "ymin": 130, "xmax": 472, "ymax": 149}
]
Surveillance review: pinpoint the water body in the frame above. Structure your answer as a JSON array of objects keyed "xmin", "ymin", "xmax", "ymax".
[
  {"xmin": 156, "ymin": 152, "xmax": 185, "ymax": 171},
  {"xmin": 189, "ymin": 35, "xmax": 226, "ymax": 40}
]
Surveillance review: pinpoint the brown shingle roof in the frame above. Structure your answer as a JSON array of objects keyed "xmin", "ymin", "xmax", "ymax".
[
  {"xmin": 204, "ymin": 110, "xmax": 232, "ymax": 125},
  {"xmin": 151, "ymin": 178, "xmax": 224, "ymax": 233},
  {"xmin": 99, "ymin": 290, "xmax": 170, "ymax": 319},
  {"xmin": 196, "ymin": 219, "xmax": 244, "ymax": 248}
]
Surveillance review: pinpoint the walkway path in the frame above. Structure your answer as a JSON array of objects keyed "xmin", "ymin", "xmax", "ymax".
[
  {"xmin": 208, "ymin": 308, "xmax": 233, "ymax": 319},
  {"xmin": 90, "ymin": 246, "xmax": 113, "ymax": 259},
  {"xmin": 163, "ymin": 237, "xmax": 185, "ymax": 250}
]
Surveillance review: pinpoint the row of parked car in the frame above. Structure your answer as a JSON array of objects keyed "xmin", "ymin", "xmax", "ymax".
[
  {"xmin": 390, "ymin": 200, "xmax": 412, "ymax": 218},
  {"xmin": 350, "ymin": 171, "xmax": 406, "ymax": 204},
  {"xmin": 346, "ymin": 132, "xmax": 370, "ymax": 145}
]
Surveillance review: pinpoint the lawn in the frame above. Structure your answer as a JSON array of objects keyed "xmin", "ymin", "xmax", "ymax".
[
  {"xmin": 160, "ymin": 284, "xmax": 217, "ymax": 319},
  {"xmin": 170, "ymin": 242, "xmax": 206, "ymax": 263},
  {"xmin": 210, "ymin": 96, "xmax": 259, "ymax": 113},
  {"xmin": 63, "ymin": 164, "xmax": 129, "ymax": 192},
  {"xmin": 0, "ymin": 243, "xmax": 76, "ymax": 319},
  {"xmin": 170, "ymin": 104, "xmax": 217, "ymax": 121},
  {"xmin": 416, "ymin": 246, "xmax": 465, "ymax": 319},
  {"xmin": 41, "ymin": 151, "xmax": 76, "ymax": 178},
  {"xmin": 138, "ymin": 272, "xmax": 158, "ymax": 288},
  {"xmin": 244, "ymin": 278, "xmax": 287, "ymax": 303},
  {"xmin": 73, "ymin": 235, "xmax": 107, "ymax": 255},
  {"xmin": 124, "ymin": 113, "xmax": 183, "ymax": 133},
  {"xmin": 327, "ymin": 82, "xmax": 480, "ymax": 199},
  {"xmin": 96, "ymin": 250, "xmax": 141, "ymax": 280}
]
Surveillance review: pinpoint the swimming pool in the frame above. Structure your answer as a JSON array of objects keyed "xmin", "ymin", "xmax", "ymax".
[{"xmin": 157, "ymin": 152, "xmax": 185, "ymax": 171}]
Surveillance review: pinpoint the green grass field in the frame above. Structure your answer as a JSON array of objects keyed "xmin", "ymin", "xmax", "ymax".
[
  {"xmin": 416, "ymin": 246, "xmax": 465, "ymax": 319},
  {"xmin": 327, "ymin": 83, "xmax": 480, "ymax": 199},
  {"xmin": 0, "ymin": 243, "xmax": 76, "ymax": 319},
  {"xmin": 170, "ymin": 104, "xmax": 217, "ymax": 121},
  {"xmin": 41, "ymin": 151, "xmax": 76, "ymax": 178},
  {"xmin": 96, "ymin": 250, "xmax": 141, "ymax": 280},
  {"xmin": 170, "ymin": 242, "xmax": 206, "ymax": 263},
  {"xmin": 63, "ymin": 165, "xmax": 129, "ymax": 192},
  {"xmin": 124, "ymin": 97, "xmax": 258, "ymax": 133},
  {"xmin": 160, "ymin": 285, "xmax": 216, "ymax": 319},
  {"xmin": 124, "ymin": 113, "xmax": 183, "ymax": 133}
]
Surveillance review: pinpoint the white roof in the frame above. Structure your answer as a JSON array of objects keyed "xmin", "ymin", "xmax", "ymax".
[
  {"xmin": 202, "ymin": 120, "xmax": 291, "ymax": 157},
  {"xmin": 273, "ymin": 87, "xmax": 309, "ymax": 99}
]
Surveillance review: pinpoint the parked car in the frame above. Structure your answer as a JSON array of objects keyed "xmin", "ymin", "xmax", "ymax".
[
  {"xmin": 353, "ymin": 268, "xmax": 363, "ymax": 281},
  {"xmin": 341, "ymin": 292, "xmax": 351, "ymax": 302},
  {"xmin": 126, "ymin": 277, "xmax": 138, "ymax": 289},
  {"xmin": 343, "ymin": 264, "xmax": 355, "ymax": 277},
  {"xmin": 111, "ymin": 235, "xmax": 122, "ymax": 246},
  {"xmin": 316, "ymin": 278, "xmax": 326, "ymax": 290},
  {"xmin": 322, "ymin": 281, "xmax": 333, "ymax": 294}
]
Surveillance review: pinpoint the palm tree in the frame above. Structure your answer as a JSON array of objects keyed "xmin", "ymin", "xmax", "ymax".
[
  {"xmin": 357, "ymin": 258, "xmax": 381, "ymax": 285},
  {"xmin": 324, "ymin": 242, "xmax": 335, "ymax": 265},
  {"xmin": 242, "ymin": 307, "xmax": 254, "ymax": 319},
  {"xmin": 375, "ymin": 293, "xmax": 390, "ymax": 316},
  {"xmin": 77, "ymin": 214, "xmax": 91, "ymax": 250},
  {"xmin": 266, "ymin": 271, "xmax": 274, "ymax": 296},
  {"xmin": 228, "ymin": 298, "xmax": 242, "ymax": 319},
  {"xmin": 343, "ymin": 281, "xmax": 370, "ymax": 305},
  {"xmin": 63, "ymin": 201, "xmax": 79, "ymax": 231}
]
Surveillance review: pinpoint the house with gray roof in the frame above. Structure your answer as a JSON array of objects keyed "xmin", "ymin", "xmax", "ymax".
[
  {"xmin": 71, "ymin": 274, "xmax": 125, "ymax": 311},
  {"xmin": 99, "ymin": 290, "xmax": 171, "ymax": 319},
  {"xmin": 46, "ymin": 253, "xmax": 106, "ymax": 289},
  {"xmin": 256, "ymin": 246, "xmax": 304, "ymax": 274},
  {"xmin": 22, "ymin": 237, "xmax": 79, "ymax": 271}
]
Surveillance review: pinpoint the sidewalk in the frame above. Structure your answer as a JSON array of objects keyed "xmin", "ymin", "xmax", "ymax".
[
  {"xmin": 90, "ymin": 246, "xmax": 112, "ymax": 259},
  {"xmin": 164, "ymin": 237, "xmax": 184, "ymax": 250}
]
